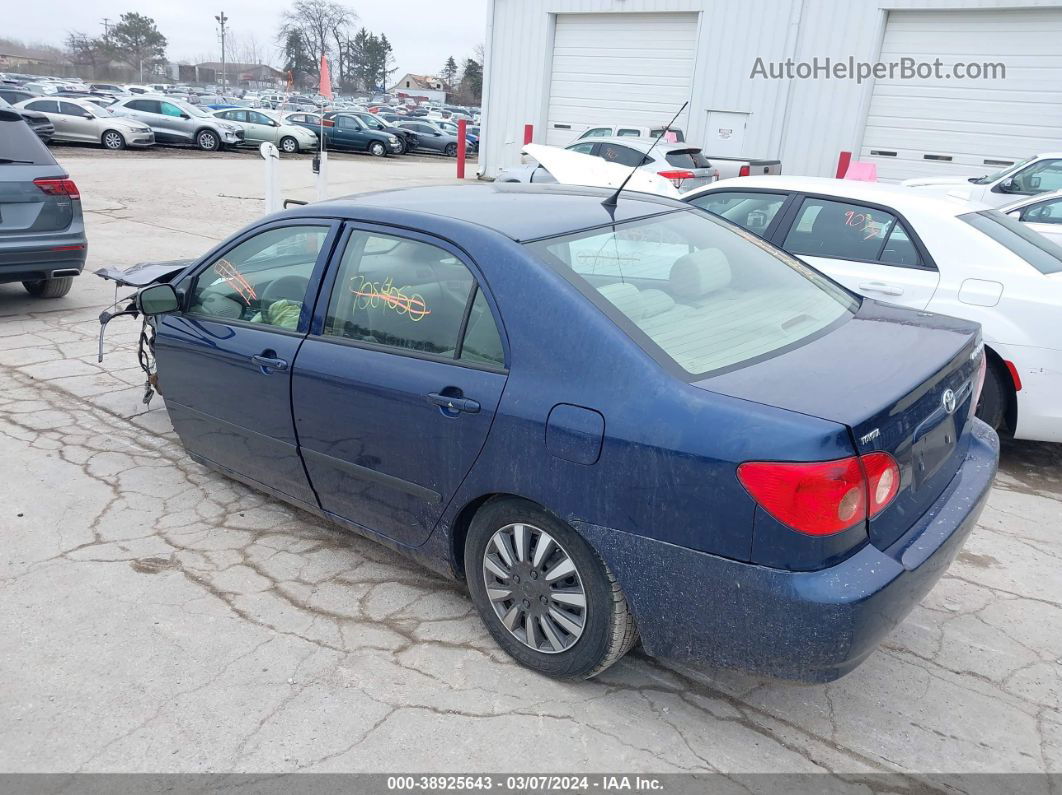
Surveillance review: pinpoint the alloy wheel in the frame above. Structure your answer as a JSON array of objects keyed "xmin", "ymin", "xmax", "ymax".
[
  {"xmin": 103, "ymin": 131, "xmax": 124, "ymax": 150},
  {"xmin": 481, "ymin": 523, "xmax": 587, "ymax": 653}
]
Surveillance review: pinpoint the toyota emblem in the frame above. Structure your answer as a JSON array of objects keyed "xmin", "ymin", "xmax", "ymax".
[{"xmin": 942, "ymin": 389, "xmax": 957, "ymax": 415}]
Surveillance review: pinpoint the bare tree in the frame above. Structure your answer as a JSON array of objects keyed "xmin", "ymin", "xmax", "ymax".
[{"xmin": 277, "ymin": 0, "xmax": 356, "ymax": 78}]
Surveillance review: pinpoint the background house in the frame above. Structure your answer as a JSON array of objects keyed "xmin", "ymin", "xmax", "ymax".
[
  {"xmin": 389, "ymin": 73, "xmax": 447, "ymax": 103},
  {"xmin": 193, "ymin": 62, "xmax": 286, "ymax": 89},
  {"xmin": 479, "ymin": 0, "xmax": 1062, "ymax": 180}
]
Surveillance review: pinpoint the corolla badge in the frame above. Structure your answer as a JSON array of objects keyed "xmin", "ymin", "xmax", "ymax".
[{"xmin": 942, "ymin": 389, "xmax": 957, "ymax": 415}]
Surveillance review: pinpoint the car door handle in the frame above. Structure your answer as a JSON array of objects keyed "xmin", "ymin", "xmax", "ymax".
[
  {"xmin": 858, "ymin": 282, "xmax": 904, "ymax": 296},
  {"xmin": 427, "ymin": 393, "xmax": 480, "ymax": 413},
  {"xmin": 251, "ymin": 353, "xmax": 289, "ymax": 373}
]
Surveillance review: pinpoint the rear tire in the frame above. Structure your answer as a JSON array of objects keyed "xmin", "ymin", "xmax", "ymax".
[
  {"xmin": 444, "ymin": 143, "xmax": 458, "ymax": 157},
  {"xmin": 465, "ymin": 497, "xmax": 637, "ymax": 680},
  {"xmin": 101, "ymin": 130, "xmax": 126, "ymax": 150},
  {"xmin": 279, "ymin": 136, "xmax": 299, "ymax": 154},
  {"xmin": 196, "ymin": 130, "xmax": 220, "ymax": 151},
  {"xmin": 976, "ymin": 360, "xmax": 1008, "ymax": 430},
  {"xmin": 23, "ymin": 276, "xmax": 74, "ymax": 299},
  {"xmin": 368, "ymin": 141, "xmax": 387, "ymax": 157}
]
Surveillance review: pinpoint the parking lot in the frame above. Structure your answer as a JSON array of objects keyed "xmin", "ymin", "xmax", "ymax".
[{"xmin": 1, "ymin": 153, "xmax": 1061, "ymax": 778}]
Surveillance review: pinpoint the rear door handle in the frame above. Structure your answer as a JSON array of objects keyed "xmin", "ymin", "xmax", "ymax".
[
  {"xmin": 251, "ymin": 353, "xmax": 289, "ymax": 373},
  {"xmin": 427, "ymin": 393, "xmax": 480, "ymax": 414},
  {"xmin": 858, "ymin": 282, "xmax": 904, "ymax": 296}
]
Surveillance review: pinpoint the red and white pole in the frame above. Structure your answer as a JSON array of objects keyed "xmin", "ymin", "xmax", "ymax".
[{"xmin": 456, "ymin": 118, "xmax": 467, "ymax": 179}]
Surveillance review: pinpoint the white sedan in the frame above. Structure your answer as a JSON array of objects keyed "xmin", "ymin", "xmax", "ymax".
[
  {"xmin": 683, "ymin": 176, "xmax": 1062, "ymax": 443},
  {"xmin": 901, "ymin": 152, "xmax": 1062, "ymax": 208},
  {"xmin": 1000, "ymin": 190, "xmax": 1062, "ymax": 247}
]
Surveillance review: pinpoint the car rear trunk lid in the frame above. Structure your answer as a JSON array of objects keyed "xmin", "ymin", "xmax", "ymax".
[{"xmin": 695, "ymin": 301, "xmax": 984, "ymax": 552}]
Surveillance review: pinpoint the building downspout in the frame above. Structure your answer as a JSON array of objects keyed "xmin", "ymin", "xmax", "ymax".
[
  {"xmin": 477, "ymin": 0, "xmax": 497, "ymax": 178},
  {"xmin": 772, "ymin": 0, "xmax": 806, "ymax": 164}
]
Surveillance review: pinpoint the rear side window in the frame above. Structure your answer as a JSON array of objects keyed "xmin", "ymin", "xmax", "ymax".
[
  {"xmin": 324, "ymin": 231, "xmax": 503, "ymax": 364},
  {"xmin": 651, "ymin": 128, "xmax": 685, "ymax": 142},
  {"xmin": 0, "ymin": 110, "xmax": 57, "ymax": 166},
  {"xmin": 26, "ymin": 100, "xmax": 58, "ymax": 113},
  {"xmin": 597, "ymin": 143, "xmax": 645, "ymax": 167},
  {"xmin": 689, "ymin": 191, "xmax": 788, "ymax": 237},
  {"xmin": 961, "ymin": 210, "xmax": 1062, "ymax": 275},
  {"xmin": 527, "ymin": 211, "xmax": 857, "ymax": 377},
  {"xmin": 665, "ymin": 150, "xmax": 710, "ymax": 169},
  {"xmin": 617, "ymin": 128, "xmax": 641, "ymax": 137},
  {"xmin": 581, "ymin": 127, "xmax": 612, "ymax": 138},
  {"xmin": 783, "ymin": 198, "xmax": 910, "ymax": 265}
]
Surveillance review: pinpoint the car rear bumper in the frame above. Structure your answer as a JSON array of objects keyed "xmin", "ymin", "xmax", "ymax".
[
  {"xmin": 573, "ymin": 419, "xmax": 999, "ymax": 682},
  {"xmin": 0, "ymin": 230, "xmax": 87, "ymax": 284}
]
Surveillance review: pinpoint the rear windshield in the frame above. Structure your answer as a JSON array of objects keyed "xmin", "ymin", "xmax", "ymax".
[
  {"xmin": 961, "ymin": 210, "xmax": 1062, "ymax": 275},
  {"xmin": 665, "ymin": 149, "xmax": 710, "ymax": 169},
  {"xmin": 526, "ymin": 210, "xmax": 857, "ymax": 377},
  {"xmin": 0, "ymin": 110, "xmax": 57, "ymax": 166}
]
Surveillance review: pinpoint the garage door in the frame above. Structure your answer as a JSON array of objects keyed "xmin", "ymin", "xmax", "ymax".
[
  {"xmin": 860, "ymin": 8, "xmax": 1062, "ymax": 181},
  {"xmin": 546, "ymin": 13, "xmax": 698, "ymax": 147}
]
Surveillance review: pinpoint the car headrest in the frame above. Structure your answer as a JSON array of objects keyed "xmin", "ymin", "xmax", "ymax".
[
  {"xmin": 639, "ymin": 289, "xmax": 676, "ymax": 318},
  {"xmin": 598, "ymin": 282, "xmax": 643, "ymax": 319},
  {"xmin": 669, "ymin": 248, "xmax": 730, "ymax": 298}
]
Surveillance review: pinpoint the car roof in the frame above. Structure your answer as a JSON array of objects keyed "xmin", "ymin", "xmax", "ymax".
[
  {"xmin": 689, "ymin": 175, "xmax": 992, "ymax": 217},
  {"xmin": 303, "ymin": 183, "xmax": 686, "ymax": 242},
  {"xmin": 571, "ymin": 136, "xmax": 698, "ymax": 153}
]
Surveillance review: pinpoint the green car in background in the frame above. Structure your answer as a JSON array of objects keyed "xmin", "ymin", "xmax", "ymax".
[{"xmin": 211, "ymin": 108, "xmax": 318, "ymax": 154}]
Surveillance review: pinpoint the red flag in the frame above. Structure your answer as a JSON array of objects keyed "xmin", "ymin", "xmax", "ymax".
[{"xmin": 319, "ymin": 55, "xmax": 333, "ymax": 100}]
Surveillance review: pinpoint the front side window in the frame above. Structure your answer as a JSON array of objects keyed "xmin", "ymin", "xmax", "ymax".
[
  {"xmin": 526, "ymin": 211, "xmax": 857, "ymax": 377},
  {"xmin": 617, "ymin": 128, "xmax": 641, "ymax": 137},
  {"xmin": 160, "ymin": 102, "xmax": 184, "ymax": 117},
  {"xmin": 190, "ymin": 225, "xmax": 330, "ymax": 328},
  {"xmin": 689, "ymin": 191, "xmax": 788, "ymax": 237},
  {"xmin": 581, "ymin": 127, "xmax": 611, "ymax": 138},
  {"xmin": 962, "ymin": 210, "xmax": 1062, "ymax": 275},
  {"xmin": 1019, "ymin": 197, "xmax": 1062, "ymax": 225},
  {"xmin": 323, "ymin": 231, "xmax": 503, "ymax": 364},
  {"xmin": 783, "ymin": 198, "xmax": 902, "ymax": 263},
  {"xmin": 1010, "ymin": 159, "xmax": 1062, "ymax": 194}
]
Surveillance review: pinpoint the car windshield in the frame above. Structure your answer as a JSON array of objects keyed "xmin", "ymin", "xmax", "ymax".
[
  {"xmin": 184, "ymin": 103, "xmax": 212, "ymax": 118},
  {"xmin": 526, "ymin": 210, "xmax": 858, "ymax": 377},
  {"xmin": 961, "ymin": 210, "xmax": 1062, "ymax": 275},
  {"xmin": 970, "ymin": 157, "xmax": 1033, "ymax": 185},
  {"xmin": 81, "ymin": 103, "xmax": 112, "ymax": 118}
]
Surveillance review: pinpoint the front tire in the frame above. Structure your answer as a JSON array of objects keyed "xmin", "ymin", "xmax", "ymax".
[
  {"xmin": 465, "ymin": 498, "xmax": 637, "ymax": 679},
  {"xmin": 196, "ymin": 130, "xmax": 220, "ymax": 151},
  {"xmin": 368, "ymin": 140, "xmax": 387, "ymax": 157},
  {"xmin": 23, "ymin": 276, "xmax": 74, "ymax": 299},
  {"xmin": 279, "ymin": 136, "xmax": 299, "ymax": 154},
  {"xmin": 976, "ymin": 360, "xmax": 1009, "ymax": 430},
  {"xmin": 101, "ymin": 130, "xmax": 126, "ymax": 150}
]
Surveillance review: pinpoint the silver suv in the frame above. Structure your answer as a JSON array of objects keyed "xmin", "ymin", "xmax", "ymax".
[{"xmin": 110, "ymin": 95, "xmax": 243, "ymax": 151}]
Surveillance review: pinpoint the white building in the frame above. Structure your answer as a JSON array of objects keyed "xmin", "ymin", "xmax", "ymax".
[
  {"xmin": 389, "ymin": 73, "xmax": 448, "ymax": 104},
  {"xmin": 479, "ymin": 0, "xmax": 1062, "ymax": 181}
]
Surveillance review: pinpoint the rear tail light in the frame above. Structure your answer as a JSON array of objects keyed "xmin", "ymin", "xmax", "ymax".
[
  {"xmin": 737, "ymin": 452, "xmax": 900, "ymax": 536},
  {"xmin": 657, "ymin": 169, "xmax": 696, "ymax": 188},
  {"xmin": 33, "ymin": 177, "xmax": 80, "ymax": 200},
  {"xmin": 738, "ymin": 165, "xmax": 751, "ymax": 177}
]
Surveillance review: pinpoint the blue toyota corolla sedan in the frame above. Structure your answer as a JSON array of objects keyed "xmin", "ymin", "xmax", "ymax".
[{"xmin": 117, "ymin": 184, "xmax": 998, "ymax": 682}]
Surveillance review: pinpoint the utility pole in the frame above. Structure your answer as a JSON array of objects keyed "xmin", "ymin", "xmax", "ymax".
[
  {"xmin": 100, "ymin": 17, "xmax": 111, "ymax": 35},
  {"xmin": 215, "ymin": 11, "xmax": 229, "ymax": 93}
]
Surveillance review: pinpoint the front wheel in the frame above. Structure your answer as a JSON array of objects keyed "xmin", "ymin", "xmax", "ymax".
[
  {"xmin": 196, "ymin": 130, "xmax": 220, "ymax": 151},
  {"xmin": 395, "ymin": 138, "xmax": 409, "ymax": 155},
  {"xmin": 101, "ymin": 129, "xmax": 126, "ymax": 150},
  {"xmin": 368, "ymin": 140, "xmax": 387, "ymax": 157},
  {"xmin": 444, "ymin": 142, "xmax": 458, "ymax": 157},
  {"xmin": 23, "ymin": 276, "xmax": 74, "ymax": 298},
  {"xmin": 465, "ymin": 498, "xmax": 638, "ymax": 680},
  {"xmin": 279, "ymin": 136, "xmax": 299, "ymax": 154}
]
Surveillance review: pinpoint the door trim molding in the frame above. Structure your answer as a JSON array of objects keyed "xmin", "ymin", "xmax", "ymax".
[{"xmin": 300, "ymin": 447, "xmax": 443, "ymax": 504}]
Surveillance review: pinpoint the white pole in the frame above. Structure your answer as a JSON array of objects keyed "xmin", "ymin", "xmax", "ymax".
[
  {"xmin": 260, "ymin": 142, "xmax": 280, "ymax": 213},
  {"xmin": 316, "ymin": 149, "xmax": 328, "ymax": 201}
]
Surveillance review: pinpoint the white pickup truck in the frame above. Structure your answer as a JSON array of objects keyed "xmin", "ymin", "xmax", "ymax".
[
  {"xmin": 703, "ymin": 156, "xmax": 782, "ymax": 180},
  {"xmin": 902, "ymin": 152, "xmax": 1062, "ymax": 208}
]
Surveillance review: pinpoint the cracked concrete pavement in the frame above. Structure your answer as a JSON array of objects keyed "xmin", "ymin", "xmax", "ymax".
[{"xmin": 1, "ymin": 153, "xmax": 1061, "ymax": 779}]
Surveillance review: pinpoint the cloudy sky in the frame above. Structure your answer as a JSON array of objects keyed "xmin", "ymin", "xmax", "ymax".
[{"xmin": 6, "ymin": 0, "xmax": 488, "ymax": 75}]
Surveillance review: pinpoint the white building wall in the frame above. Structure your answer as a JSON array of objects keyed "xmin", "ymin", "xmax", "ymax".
[{"xmin": 480, "ymin": 0, "xmax": 1062, "ymax": 178}]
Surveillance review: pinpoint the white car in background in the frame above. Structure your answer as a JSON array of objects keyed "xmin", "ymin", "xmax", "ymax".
[
  {"xmin": 1000, "ymin": 190, "xmax": 1062, "ymax": 247},
  {"xmin": 682, "ymin": 176, "xmax": 1062, "ymax": 443},
  {"xmin": 497, "ymin": 137, "xmax": 719, "ymax": 193},
  {"xmin": 902, "ymin": 153, "xmax": 1062, "ymax": 208}
]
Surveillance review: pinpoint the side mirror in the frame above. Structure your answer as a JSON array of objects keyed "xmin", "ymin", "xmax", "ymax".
[
  {"xmin": 136, "ymin": 283, "xmax": 180, "ymax": 315},
  {"xmin": 999, "ymin": 178, "xmax": 1015, "ymax": 192},
  {"xmin": 180, "ymin": 113, "xmax": 190, "ymax": 119},
  {"xmin": 1029, "ymin": 175, "xmax": 1042, "ymax": 190}
]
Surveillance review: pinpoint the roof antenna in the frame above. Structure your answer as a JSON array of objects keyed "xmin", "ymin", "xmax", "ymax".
[{"xmin": 602, "ymin": 101, "xmax": 689, "ymax": 209}]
